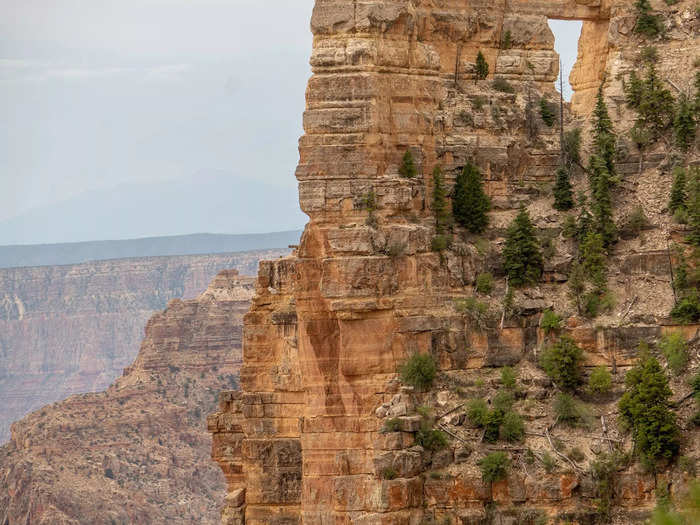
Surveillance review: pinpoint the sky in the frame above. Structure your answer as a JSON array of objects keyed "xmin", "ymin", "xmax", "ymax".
[{"xmin": 0, "ymin": 1, "xmax": 582, "ymax": 245}]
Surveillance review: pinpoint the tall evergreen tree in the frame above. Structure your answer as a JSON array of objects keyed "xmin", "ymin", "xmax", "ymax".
[
  {"xmin": 637, "ymin": 65, "xmax": 675, "ymax": 138},
  {"xmin": 591, "ymin": 86, "xmax": 617, "ymax": 180},
  {"xmin": 674, "ymin": 94, "xmax": 697, "ymax": 152},
  {"xmin": 589, "ymin": 87, "xmax": 618, "ymax": 248},
  {"xmin": 399, "ymin": 150, "xmax": 417, "ymax": 178},
  {"xmin": 580, "ymin": 231, "xmax": 608, "ymax": 292},
  {"xmin": 553, "ymin": 167, "xmax": 574, "ymax": 211},
  {"xmin": 453, "ymin": 162, "xmax": 490, "ymax": 233},
  {"xmin": 502, "ymin": 207, "xmax": 543, "ymax": 287},
  {"xmin": 475, "ymin": 51, "xmax": 489, "ymax": 81},
  {"xmin": 669, "ymin": 167, "xmax": 687, "ymax": 214},
  {"xmin": 431, "ymin": 166, "xmax": 451, "ymax": 235}
]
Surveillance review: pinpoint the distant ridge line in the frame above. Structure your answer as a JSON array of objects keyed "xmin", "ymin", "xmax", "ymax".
[{"xmin": 0, "ymin": 231, "xmax": 303, "ymax": 269}]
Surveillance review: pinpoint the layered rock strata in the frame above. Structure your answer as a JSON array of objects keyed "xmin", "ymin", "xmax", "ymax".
[
  {"xmin": 211, "ymin": 0, "xmax": 699, "ymax": 524},
  {"xmin": 0, "ymin": 249, "xmax": 286, "ymax": 442},
  {"xmin": 0, "ymin": 270, "xmax": 254, "ymax": 524}
]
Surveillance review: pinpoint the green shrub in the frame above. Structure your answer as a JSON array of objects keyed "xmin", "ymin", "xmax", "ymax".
[
  {"xmin": 399, "ymin": 150, "xmax": 417, "ymax": 178},
  {"xmin": 541, "ymin": 452, "xmax": 557, "ymax": 473},
  {"xmin": 674, "ymin": 94, "xmax": 697, "ymax": 152},
  {"xmin": 569, "ymin": 447, "xmax": 585, "ymax": 463},
  {"xmin": 467, "ymin": 399, "xmax": 490, "ymax": 427},
  {"xmin": 492, "ymin": 77, "xmax": 515, "ymax": 93},
  {"xmin": 659, "ymin": 332, "xmax": 688, "ymax": 375},
  {"xmin": 431, "ymin": 235, "xmax": 450, "ymax": 253},
  {"xmin": 554, "ymin": 393, "xmax": 589, "ymax": 426},
  {"xmin": 588, "ymin": 366, "xmax": 613, "ymax": 395},
  {"xmin": 455, "ymin": 296, "xmax": 492, "ymax": 330},
  {"xmin": 591, "ymin": 452, "xmax": 626, "ymax": 518},
  {"xmin": 500, "ymin": 366, "xmax": 517, "ymax": 389},
  {"xmin": 540, "ymin": 336, "xmax": 584, "ymax": 391},
  {"xmin": 671, "ymin": 291, "xmax": 700, "ymax": 324},
  {"xmin": 499, "ymin": 411, "xmax": 524, "ymax": 442},
  {"xmin": 503, "ymin": 207, "xmax": 543, "ymax": 287},
  {"xmin": 399, "ymin": 353, "xmax": 437, "ymax": 391},
  {"xmin": 381, "ymin": 467, "xmax": 398, "ymax": 480},
  {"xmin": 540, "ymin": 97, "xmax": 556, "ymax": 126},
  {"xmin": 691, "ymin": 372, "xmax": 700, "ymax": 400},
  {"xmin": 540, "ymin": 310, "xmax": 562, "ymax": 335},
  {"xmin": 669, "ymin": 167, "xmax": 688, "ymax": 215},
  {"xmin": 384, "ymin": 418, "xmax": 402, "ymax": 432},
  {"xmin": 476, "ymin": 272, "xmax": 494, "ymax": 295},
  {"xmin": 432, "ymin": 166, "xmax": 451, "ymax": 235},
  {"xmin": 501, "ymin": 30, "xmax": 512, "ymax": 50},
  {"xmin": 619, "ymin": 355, "xmax": 680, "ymax": 465},
  {"xmin": 471, "ymin": 95, "xmax": 487, "ymax": 111},
  {"xmin": 493, "ymin": 390, "xmax": 515, "ymax": 413},
  {"xmin": 483, "ymin": 409, "xmax": 504, "ymax": 443},
  {"xmin": 416, "ymin": 427, "xmax": 449, "ymax": 451},
  {"xmin": 478, "ymin": 452, "xmax": 510, "ymax": 483},
  {"xmin": 625, "ymin": 206, "xmax": 649, "ymax": 237},
  {"xmin": 553, "ymin": 167, "xmax": 574, "ymax": 211}
]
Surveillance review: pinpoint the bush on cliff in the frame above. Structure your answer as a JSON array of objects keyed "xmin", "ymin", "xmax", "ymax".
[
  {"xmin": 540, "ymin": 335, "xmax": 584, "ymax": 391},
  {"xmin": 478, "ymin": 452, "xmax": 510, "ymax": 483},
  {"xmin": 475, "ymin": 51, "xmax": 489, "ymax": 80},
  {"xmin": 432, "ymin": 166, "xmax": 451, "ymax": 235},
  {"xmin": 399, "ymin": 150, "xmax": 417, "ymax": 178},
  {"xmin": 398, "ymin": 353, "xmax": 437, "ymax": 391},
  {"xmin": 634, "ymin": 0, "xmax": 664, "ymax": 38}
]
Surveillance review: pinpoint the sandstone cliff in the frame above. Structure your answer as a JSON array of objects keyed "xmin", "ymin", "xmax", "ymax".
[
  {"xmin": 0, "ymin": 270, "xmax": 254, "ymax": 524},
  {"xmin": 210, "ymin": 1, "xmax": 699, "ymax": 524},
  {"xmin": 0, "ymin": 249, "xmax": 287, "ymax": 443}
]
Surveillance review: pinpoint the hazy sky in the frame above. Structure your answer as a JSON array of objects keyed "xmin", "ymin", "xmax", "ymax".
[{"xmin": 0, "ymin": 1, "xmax": 581, "ymax": 244}]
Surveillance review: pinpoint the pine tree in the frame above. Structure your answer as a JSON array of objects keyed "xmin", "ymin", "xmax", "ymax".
[
  {"xmin": 580, "ymin": 231, "xmax": 608, "ymax": 292},
  {"xmin": 591, "ymin": 86, "xmax": 616, "ymax": 179},
  {"xmin": 634, "ymin": 0, "xmax": 663, "ymax": 38},
  {"xmin": 589, "ymin": 88, "xmax": 618, "ymax": 248},
  {"xmin": 674, "ymin": 94, "xmax": 697, "ymax": 152},
  {"xmin": 475, "ymin": 51, "xmax": 489, "ymax": 81},
  {"xmin": 399, "ymin": 150, "xmax": 417, "ymax": 178},
  {"xmin": 687, "ymin": 167, "xmax": 700, "ymax": 246},
  {"xmin": 637, "ymin": 64, "xmax": 675, "ymax": 138},
  {"xmin": 431, "ymin": 166, "xmax": 451, "ymax": 235},
  {"xmin": 591, "ymin": 158, "xmax": 617, "ymax": 248},
  {"xmin": 619, "ymin": 355, "xmax": 680, "ymax": 465},
  {"xmin": 553, "ymin": 167, "xmax": 574, "ymax": 211},
  {"xmin": 625, "ymin": 70, "xmax": 644, "ymax": 109},
  {"xmin": 453, "ymin": 162, "xmax": 490, "ymax": 233},
  {"xmin": 695, "ymin": 72, "xmax": 700, "ymax": 113},
  {"xmin": 502, "ymin": 207, "xmax": 543, "ymax": 287},
  {"xmin": 576, "ymin": 194, "xmax": 593, "ymax": 243},
  {"xmin": 568, "ymin": 262, "xmax": 586, "ymax": 315},
  {"xmin": 669, "ymin": 167, "xmax": 687, "ymax": 214}
]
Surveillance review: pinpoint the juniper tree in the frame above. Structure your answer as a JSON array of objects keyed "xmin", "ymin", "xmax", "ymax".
[
  {"xmin": 674, "ymin": 94, "xmax": 697, "ymax": 152},
  {"xmin": 453, "ymin": 162, "xmax": 490, "ymax": 233},
  {"xmin": 399, "ymin": 150, "xmax": 417, "ymax": 179},
  {"xmin": 502, "ymin": 207, "xmax": 543, "ymax": 287},
  {"xmin": 475, "ymin": 51, "xmax": 489, "ymax": 81},
  {"xmin": 553, "ymin": 167, "xmax": 574, "ymax": 211},
  {"xmin": 669, "ymin": 167, "xmax": 687, "ymax": 214},
  {"xmin": 431, "ymin": 166, "xmax": 451, "ymax": 235}
]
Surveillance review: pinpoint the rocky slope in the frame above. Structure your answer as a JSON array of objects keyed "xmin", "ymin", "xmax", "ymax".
[
  {"xmin": 0, "ymin": 249, "xmax": 286, "ymax": 443},
  {"xmin": 210, "ymin": 1, "xmax": 699, "ymax": 524},
  {"xmin": 0, "ymin": 270, "xmax": 254, "ymax": 524}
]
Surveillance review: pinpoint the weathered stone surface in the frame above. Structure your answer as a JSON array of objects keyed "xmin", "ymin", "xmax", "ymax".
[{"xmin": 211, "ymin": 0, "xmax": 699, "ymax": 523}]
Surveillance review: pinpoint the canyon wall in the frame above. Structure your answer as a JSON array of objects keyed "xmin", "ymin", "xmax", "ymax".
[
  {"xmin": 0, "ymin": 270, "xmax": 254, "ymax": 524},
  {"xmin": 211, "ymin": 1, "xmax": 699, "ymax": 524},
  {"xmin": 0, "ymin": 249, "xmax": 287, "ymax": 443}
]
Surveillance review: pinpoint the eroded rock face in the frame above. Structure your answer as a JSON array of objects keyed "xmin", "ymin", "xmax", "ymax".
[
  {"xmin": 210, "ymin": 1, "xmax": 699, "ymax": 523},
  {"xmin": 0, "ymin": 270, "xmax": 255, "ymax": 524},
  {"xmin": 0, "ymin": 250, "xmax": 286, "ymax": 443}
]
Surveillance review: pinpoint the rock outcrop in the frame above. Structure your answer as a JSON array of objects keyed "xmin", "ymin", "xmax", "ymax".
[
  {"xmin": 211, "ymin": 1, "xmax": 699, "ymax": 524},
  {"xmin": 0, "ymin": 249, "xmax": 286, "ymax": 442},
  {"xmin": 0, "ymin": 270, "xmax": 254, "ymax": 524}
]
